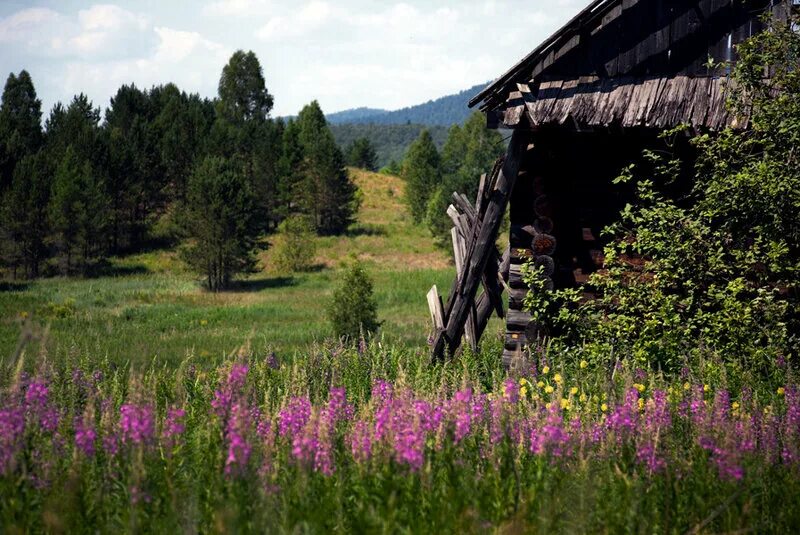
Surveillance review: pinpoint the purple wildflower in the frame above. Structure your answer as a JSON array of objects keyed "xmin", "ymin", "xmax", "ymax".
[
  {"xmin": 74, "ymin": 418, "xmax": 97, "ymax": 457},
  {"xmin": 119, "ymin": 404, "xmax": 155, "ymax": 446}
]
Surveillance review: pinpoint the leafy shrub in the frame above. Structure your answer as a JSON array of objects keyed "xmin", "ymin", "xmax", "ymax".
[
  {"xmin": 523, "ymin": 16, "xmax": 800, "ymax": 374},
  {"xmin": 272, "ymin": 215, "xmax": 317, "ymax": 273},
  {"xmin": 327, "ymin": 258, "xmax": 380, "ymax": 341}
]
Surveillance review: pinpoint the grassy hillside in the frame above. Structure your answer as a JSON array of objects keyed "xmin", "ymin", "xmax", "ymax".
[{"xmin": 0, "ymin": 169, "xmax": 462, "ymax": 367}]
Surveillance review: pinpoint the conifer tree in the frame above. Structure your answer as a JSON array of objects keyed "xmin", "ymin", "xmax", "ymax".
[
  {"xmin": 179, "ymin": 156, "xmax": 260, "ymax": 291},
  {"xmin": 214, "ymin": 51, "xmax": 278, "ymax": 231},
  {"xmin": 0, "ymin": 153, "xmax": 51, "ymax": 278},
  {"xmin": 295, "ymin": 101, "xmax": 359, "ymax": 235},
  {"xmin": 105, "ymin": 86, "xmax": 163, "ymax": 250},
  {"xmin": 275, "ymin": 118, "xmax": 304, "ymax": 223},
  {"xmin": 217, "ymin": 50, "xmax": 273, "ymax": 125},
  {"xmin": 0, "ymin": 70, "xmax": 42, "ymax": 189},
  {"xmin": 48, "ymin": 147, "xmax": 110, "ymax": 275},
  {"xmin": 402, "ymin": 129, "xmax": 440, "ymax": 223},
  {"xmin": 346, "ymin": 137, "xmax": 377, "ymax": 171}
]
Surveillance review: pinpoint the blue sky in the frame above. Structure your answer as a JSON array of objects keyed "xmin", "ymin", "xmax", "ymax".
[{"xmin": 0, "ymin": 0, "xmax": 587, "ymax": 117}]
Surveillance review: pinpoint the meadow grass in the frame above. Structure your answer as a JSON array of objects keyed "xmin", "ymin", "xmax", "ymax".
[{"xmin": 0, "ymin": 169, "xmax": 469, "ymax": 367}]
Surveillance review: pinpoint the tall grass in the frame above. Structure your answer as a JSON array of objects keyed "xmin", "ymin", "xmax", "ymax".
[{"xmin": 1, "ymin": 339, "xmax": 798, "ymax": 533}]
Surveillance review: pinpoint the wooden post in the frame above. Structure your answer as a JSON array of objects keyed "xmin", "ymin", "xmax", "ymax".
[
  {"xmin": 432, "ymin": 129, "xmax": 528, "ymax": 361},
  {"xmin": 427, "ymin": 285, "xmax": 445, "ymax": 331}
]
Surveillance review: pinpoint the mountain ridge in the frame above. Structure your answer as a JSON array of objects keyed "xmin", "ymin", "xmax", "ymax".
[{"xmin": 326, "ymin": 83, "xmax": 488, "ymax": 127}]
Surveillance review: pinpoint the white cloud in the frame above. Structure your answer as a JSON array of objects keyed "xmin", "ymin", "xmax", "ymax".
[
  {"xmin": 77, "ymin": 4, "xmax": 148, "ymax": 31},
  {"xmin": 0, "ymin": 7, "xmax": 62, "ymax": 42},
  {"xmin": 202, "ymin": 0, "xmax": 269, "ymax": 17},
  {"xmin": 256, "ymin": 1, "xmax": 333, "ymax": 41}
]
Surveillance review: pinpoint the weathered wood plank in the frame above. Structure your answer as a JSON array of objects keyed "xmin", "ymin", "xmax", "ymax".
[
  {"xmin": 427, "ymin": 286, "xmax": 445, "ymax": 330},
  {"xmin": 432, "ymin": 130, "xmax": 528, "ymax": 361}
]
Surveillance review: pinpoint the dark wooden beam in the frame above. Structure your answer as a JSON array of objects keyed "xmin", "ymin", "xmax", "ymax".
[{"xmin": 431, "ymin": 129, "xmax": 528, "ymax": 361}]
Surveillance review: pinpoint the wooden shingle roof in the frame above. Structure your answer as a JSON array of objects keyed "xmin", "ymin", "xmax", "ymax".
[{"xmin": 471, "ymin": 0, "xmax": 793, "ymax": 130}]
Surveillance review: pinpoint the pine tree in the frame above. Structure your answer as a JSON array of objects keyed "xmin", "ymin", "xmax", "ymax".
[
  {"xmin": 217, "ymin": 50, "xmax": 273, "ymax": 125},
  {"xmin": 346, "ymin": 137, "xmax": 377, "ymax": 171},
  {"xmin": 154, "ymin": 90, "xmax": 213, "ymax": 202},
  {"xmin": 327, "ymin": 258, "xmax": 380, "ymax": 341},
  {"xmin": 402, "ymin": 129, "xmax": 440, "ymax": 223},
  {"xmin": 0, "ymin": 70, "xmax": 42, "ymax": 190},
  {"xmin": 179, "ymin": 156, "xmax": 261, "ymax": 291},
  {"xmin": 214, "ymin": 51, "xmax": 278, "ymax": 231},
  {"xmin": 275, "ymin": 118, "xmax": 304, "ymax": 223},
  {"xmin": 295, "ymin": 101, "xmax": 359, "ymax": 235},
  {"xmin": 104, "ymin": 86, "xmax": 163, "ymax": 250},
  {"xmin": 48, "ymin": 147, "xmax": 110, "ymax": 275},
  {"xmin": 0, "ymin": 152, "xmax": 51, "ymax": 278}
]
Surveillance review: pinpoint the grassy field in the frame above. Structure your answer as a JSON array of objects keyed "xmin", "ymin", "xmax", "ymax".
[{"xmin": 0, "ymin": 169, "xmax": 465, "ymax": 367}]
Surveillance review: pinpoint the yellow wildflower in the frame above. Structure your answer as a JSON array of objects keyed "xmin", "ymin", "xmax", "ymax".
[
  {"xmin": 554, "ymin": 373, "xmax": 563, "ymax": 384},
  {"xmin": 560, "ymin": 398, "xmax": 570, "ymax": 410},
  {"xmin": 601, "ymin": 403, "xmax": 608, "ymax": 412},
  {"xmin": 570, "ymin": 386, "xmax": 579, "ymax": 396},
  {"xmin": 580, "ymin": 360, "xmax": 588, "ymax": 369},
  {"xmin": 703, "ymin": 384, "xmax": 710, "ymax": 393},
  {"xmin": 545, "ymin": 385, "xmax": 554, "ymax": 394},
  {"xmin": 545, "ymin": 402, "xmax": 552, "ymax": 410},
  {"xmin": 519, "ymin": 378, "xmax": 529, "ymax": 387},
  {"xmin": 200, "ymin": 319, "xmax": 208, "ymax": 326},
  {"xmin": 542, "ymin": 366, "xmax": 550, "ymax": 375},
  {"xmin": 634, "ymin": 383, "xmax": 645, "ymax": 393},
  {"xmin": 778, "ymin": 387, "xmax": 786, "ymax": 396},
  {"xmin": 536, "ymin": 381, "xmax": 545, "ymax": 389},
  {"xmin": 521, "ymin": 386, "xmax": 528, "ymax": 396},
  {"xmin": 638, "ymin": 398, "xmax": 645, "ymax": 411},
  {"xmin": 683, "ymin": 382, "xmax": 691, "ymax": 391},
  {"xmin": 732, "ymin": 401, "xmax": 740, "ymax": 411},
  {"xmin": 579, "ymin": 393, "xmax": 588, "ymax": 403}
]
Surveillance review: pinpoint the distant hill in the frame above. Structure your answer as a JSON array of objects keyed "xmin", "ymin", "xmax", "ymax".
[
  {"xmin": 325, "ymin": 107, "xmax": 388, "ymax": 123},
  {"xmin": 331, "ymin": 123, "xmax": 448, "ymax": 169},
  {"xmin": 327, "ymin": 83, "xmax": 488, "ymax": 127}
]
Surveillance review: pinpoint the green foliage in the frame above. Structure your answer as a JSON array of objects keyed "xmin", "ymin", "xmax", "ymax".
[
  {"xmin": 272, "ymin": 215, "xmax": 317, "ymax": 273},
  {"xmin": 216, "ymin": 50, "xmax": 273, "ymax": 125},
  {"xmin": 523, "ymin": 16, "xmax": 800, "ymax": 374},
  {"xmin": 48, "ymin": 147, "xmax": 110, "ymax": 276},
  {"xmin": 327, "ymin": 258, "xmax": 380, "ymax": 341},
  {"xmin": 345, "ymin": 137, "xmax": 378, "ymax": 171},
  {"xmin": 0, "ymin": 153, "xmax": 50, "ymax": 278},
  {"xmin": 0, "ymin": 70, "xmax": 42, "ymax": 189},
  {"xmin": 295, "ymin": 101, "xmax": 359, "ymax": 234},
  {"xmin": 425, "ymin": 112, "xmax": 504, "ymax": 248},
  {"xmin": 178, "ymin": 156, "xmax": 261, "ymax": 291},
  {"xmin": 401, "ymin": 129, "xmax": 441, "ymax": 223}
]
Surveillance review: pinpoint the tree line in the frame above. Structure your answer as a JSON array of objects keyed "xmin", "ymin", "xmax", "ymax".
[{"xmin": 0, "ymin": 51, "xmax": 359, "ymax": 289}]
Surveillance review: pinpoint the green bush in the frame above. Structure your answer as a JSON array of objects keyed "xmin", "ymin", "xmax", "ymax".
[
  {"xmin": 272, "ymin": 215, "xmax": 317, "ymax": 273},
  {"xmin": 327, "ymin": 258, "xmax": 380, "ymax": 341},
  {"xmin": 523, "ymin": 15, "xmax": 800, "ymax": 374}
]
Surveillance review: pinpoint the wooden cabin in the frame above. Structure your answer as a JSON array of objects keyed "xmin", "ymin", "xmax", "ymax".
[{"xmin": 429, "ymin": 0, "xmax": 798, "ymax": 366}]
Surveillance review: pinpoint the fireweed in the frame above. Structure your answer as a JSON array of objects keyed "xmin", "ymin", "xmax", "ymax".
[{"xmin": 0, "ymin": 349, "xmax": 799, "ymax": 533}]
